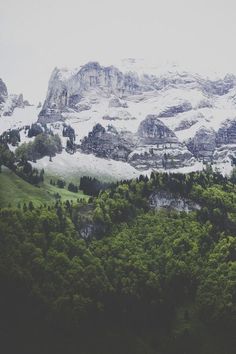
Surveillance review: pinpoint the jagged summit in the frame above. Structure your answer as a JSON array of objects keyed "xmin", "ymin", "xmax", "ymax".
[
  {"xmin": 31, "ymin": 61, "xmax": 236, "ymax": 174},
  {"xmin": 3, "ymin": 60, "xmax": 236, "ymax": 176},
  {"xmin": 38, "ymin": 61, "xmax": 152, "ymax": 123},
  {"xmin": 0, "ymin": 78, "xmax": 31, "ymax": 117},
  {"xmin": 38, "ymin": 61, "xmax": 236, "ymax": 124}
]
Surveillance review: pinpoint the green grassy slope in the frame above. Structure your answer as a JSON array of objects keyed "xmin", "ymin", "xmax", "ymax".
[{"xmin": 0, "ymin": 167, "xmax": 87, "ymax": 207}]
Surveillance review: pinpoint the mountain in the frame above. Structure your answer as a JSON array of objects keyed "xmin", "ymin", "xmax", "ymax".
[
  {"xmin": 34, "ymin": 61, "xmax": 236, "ymax": 176},
  {"xmin": 38, "ymin": 61, "xmax": 155, "ymax": 124},
  {"xmin": 0, "ymin": 78, "xmax": 31, "ymax": 117},
  {"xmin": 2, "ymin": 61, "xmax": 236, "ymax": 178},
  {"xmin": 0, "ymin": 78, "xmax": 8, "ymax": 104}
]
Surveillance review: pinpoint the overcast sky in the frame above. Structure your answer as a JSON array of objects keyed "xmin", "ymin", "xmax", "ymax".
[{"xmin": 0, "ymin": 0, "xmax": 236, "ymax": 103}]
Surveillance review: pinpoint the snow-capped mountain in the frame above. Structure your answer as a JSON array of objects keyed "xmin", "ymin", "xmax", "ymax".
[
  {"xmin": 2, "ymin": 60, "xmax": 236, "ymax": 179},
  {"xmin": 35, "ymin": 61, "xmax": 236, "ymax": 175},
  {"xmin": 0, "ymin": 78, "xmax": 31, "ymax": 117}
]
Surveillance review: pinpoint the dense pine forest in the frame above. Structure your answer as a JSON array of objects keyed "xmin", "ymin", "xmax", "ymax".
[{"xmin": 0, "ymin": 168, "xmax": 235, "ymax": 354}]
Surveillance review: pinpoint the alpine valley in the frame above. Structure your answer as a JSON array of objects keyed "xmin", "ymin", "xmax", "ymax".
[{"xmin": 1, "ymin": 60, "xmax": 236, "ymax": 354}]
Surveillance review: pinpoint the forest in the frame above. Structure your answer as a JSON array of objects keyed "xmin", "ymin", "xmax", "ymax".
[{"xmin": 0, "ymin": 168, "xmax": 235, "ymax": 354}]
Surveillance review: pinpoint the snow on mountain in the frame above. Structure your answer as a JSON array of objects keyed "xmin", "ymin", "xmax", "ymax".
[
  {"xmin": 0, "ymin": 105, "xmax": 40, "ymax": 135},
  {"xmin": 33, "ymin": 62, "xmax": 236, "ymax": 175},
  {"xmin": 32, "ymin": 150, "xmax": 141, "ymax": 181},
  {"xmin": 0, "ymin": 77, "xmax": 33, "ymax": 128},
  {"xmin": 3, "ymin": 61, "xmax": 236, "ymax": 179}
]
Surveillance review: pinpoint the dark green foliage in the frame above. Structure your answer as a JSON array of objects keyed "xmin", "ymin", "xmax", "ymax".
[
  {"xmin": 0, "ymin": 170, "xmax": 235, "ymax": 353},
  {"xmin": 0, "ymin": 142, "xmax": 15, "ymax": 167},
  {"xmin": 63, "ymin": 125, "xmax": 76, "ymax": 153},
  {"xmin": 50, "ymin": 179, "xmax": 56, "ymax": 186},
  {"xmin": 15, "ymin": 132, "xmax": 62, "ymax": 161},
  {"xmin": 15, "ymin": 160, "xmax": 44, "ymax": 184},
  {"xmin": 57, "ymin": 179, "xmax": 66, "ymax": 189},
  {"xmin": 0, "ymin": 128, "xmax": 21, "ymax": 146},
  {"xmin": 0, "ymin": 141, "xmax": 44, "ymax": 184},
  {"xmin": 68, "ymin": 182, "xmax": 78, "ymax": 193},
  {"xmin": 27, "ymin": 123, "xmax": 43, "ymax": 137},
  {"xmin": 62, "ymin": 124, "xmax": 75, "ymax": 141},
  {"xmin": 79, "ymin": 176, "xmax": 114, "ymax": 196}
]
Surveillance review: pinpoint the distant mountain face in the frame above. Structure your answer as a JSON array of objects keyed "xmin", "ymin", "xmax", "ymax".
[
  {"xmin": 0, "ymin": 78, "xmax": 30, "ymax": 117},
  {"xmin": 35, "ymin": 61, "xmax": 236, "ymax": 173},
  {"xmin": 38, "ymin": 62, "xmax": 236, "ymax": 124},
  {"xmin": 2, "ymin": 61, "xmax": 236, "ymax": 178},
  {"xmin": 0, "ymin": 78, "xmax": 8, "ymax": 104},
  {"xmin": 38, "ymin": 62, "xmax": 154, "ymax": 123}
]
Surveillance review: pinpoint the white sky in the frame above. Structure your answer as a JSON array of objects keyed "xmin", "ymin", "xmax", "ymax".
[{"xmin": 0, "ymin": 0, "xmax": 236, "ymax": 103}]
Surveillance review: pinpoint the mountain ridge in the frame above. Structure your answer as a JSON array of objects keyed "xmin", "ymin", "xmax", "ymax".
[{"xmin": 2, "ymin": 61, "xmax": 236, "ymax": 177}]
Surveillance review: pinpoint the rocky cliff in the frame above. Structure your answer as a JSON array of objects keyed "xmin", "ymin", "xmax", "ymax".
[
  {"xmin": 80, "ymin": 115, "xmax": 195, "ymax": 170},
  {"xmin": 149, "ymin": 191, "xmax": 200, "ymax": 212},
  {"xmin": 129, "ymin": 115, "xmax": 194, "ymax": 170},
  {"xmin": 216, "ymin": 120, "xmax": 236, "ymax": 146},
  {"xmin": 38, "ymin": 62, "xmax": 156, "ymax": 123},
  {"xmin": 0, "ymin": 78, "xmax": 29, "ymax": 117},
  {"xmin": 187, "ymin": 127, "xmax": 216, "ymax": 161},
  {"xmin": 39, "ymin": 62, "xmax": 236, "ymax": 124},
  {"xmin": 0, "ymin": 78, "xmax": 8, "ymax": 105},
  {"xmin": 80, "ymin": 123, "xmax": 135, "ymax": 161},
  {"xmin": 31, "ymin": 61, "xmax": 236, "ymax": 173}
]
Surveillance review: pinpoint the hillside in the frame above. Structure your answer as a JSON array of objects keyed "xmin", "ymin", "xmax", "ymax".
[
  {"xmin": 0, "ymin": 166, "xmax": 87, "ymax": 207},
  {"xmin": 0, "ymin": 169, "xmax": 235, "ymax": 354}
]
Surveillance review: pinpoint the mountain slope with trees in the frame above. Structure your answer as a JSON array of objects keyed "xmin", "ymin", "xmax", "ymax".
[{"xmin": 0, "ymin": 169, "xmax": 235, "ymax": 353}]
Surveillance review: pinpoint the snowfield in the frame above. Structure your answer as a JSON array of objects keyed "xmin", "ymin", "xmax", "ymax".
[
  {"xmin": 33, "ymin": 150, "xmax": 141, "ymax": 181},
  {"xmin": 0, "ymin": 105, "xmax": 39, "ymax": 135}
]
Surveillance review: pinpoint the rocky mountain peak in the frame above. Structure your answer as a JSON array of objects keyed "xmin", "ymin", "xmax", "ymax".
[
  {"xmin": 0, "ymin": 79, "xmax": 30, "ymax": 117},
  {"xmin": 0, "ymin": 78, "xmax": 8, "ymax": 103},
  {"xmin": 138, "ymin": 115, "xmax": 178, "ymax": 144},
  {"xmin": 187, "ymin": 127, "xmax": 216, "ymax": 161},
  {"xmin": 38, "ymin": 62, "xmax": 150, "ymax": 123}
]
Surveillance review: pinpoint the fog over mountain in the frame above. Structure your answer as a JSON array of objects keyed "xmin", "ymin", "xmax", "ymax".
[{"xmin": 1, "ymin": 0, "xmax": 236, "ymax": 102}]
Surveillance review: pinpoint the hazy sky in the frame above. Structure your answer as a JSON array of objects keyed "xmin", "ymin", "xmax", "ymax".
[{"xmin": 0, "ymin": 0, "xmax": 236, "ymax": 102}]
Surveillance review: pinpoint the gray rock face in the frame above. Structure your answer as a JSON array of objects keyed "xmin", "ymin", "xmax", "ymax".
[
  {"xmin": 38, "ymin": 62, "xmax": 152, "ymax": 123},
  {"xmin": 2, "ymin": 93, "xmax": 28, "ymax": 116},
  {"xmin": 153, "ymin": 72, "xmax": 198, "ymax": 90},
  {"xmin": 129, "ymin": 115, "xmax": 195, "ymax": 170},
  {"xmin": 216, "ymin": 120, "xmax": 236, "ymax": 146},
  {"xmin": 187, "ymin": 127, "xmax": 216, "ymax": 161},
  {"xmin": 0, "ymin": 78, "xmax": 8, "ymax": 104},
  {"xmin": 158, "ymin": 101, "xmax": 192, "ymax": 118},
  {"xmin": 137, "ymin": 115, "xmax": 178, "ymax": 144},
  {"xmin": 102, "ymin": 111, "xmax": 135, "ymax": 121},
  {"xmin": 38, "ymin": 108, "xmax": 63, "ymax": 124},
  {"xmin": 36, "ymin": 62, "xmax": 236, "ymax": 171},
  {"xmin": 109, "ymin": 97, "xmax": 128, "ymax": 108},
  {"xmin": 196, "ymin": 99, "xmax": 213, "ymax": 109},
  {"xmin": 209, "ymin": 120, "xmax": 236, "ymax": 165},
  {"xmin": 149, "ymin": 191, "xmax": 200, "ymax": 212},
  {"xmin": 23, "ymin": 100, "xmax": 31, "ymax": 107},
  {"xmin": 80, "ymin": 123, "xmax": 135, "ymax": 161},
  {"xmin": 151, "ymin": 71, "xmax": 236, "ymax": 96},
  {"xmin": 202, "ymin": 74, "xmax": 236, "ymax": 96},
  {"xmin": 76, "ymin": 103, "xmax": 91, "ymax": 112},
  {"xmin": 0, "ymin": 78, "xmax": 30, "ymax": 117},
  {"xmin": 174, "ymin": 118, "xmax": 198, "ymax": 131},
  {"xmin": 80, "ymin": 115, "xmax": 195, "ymax": 170}
]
